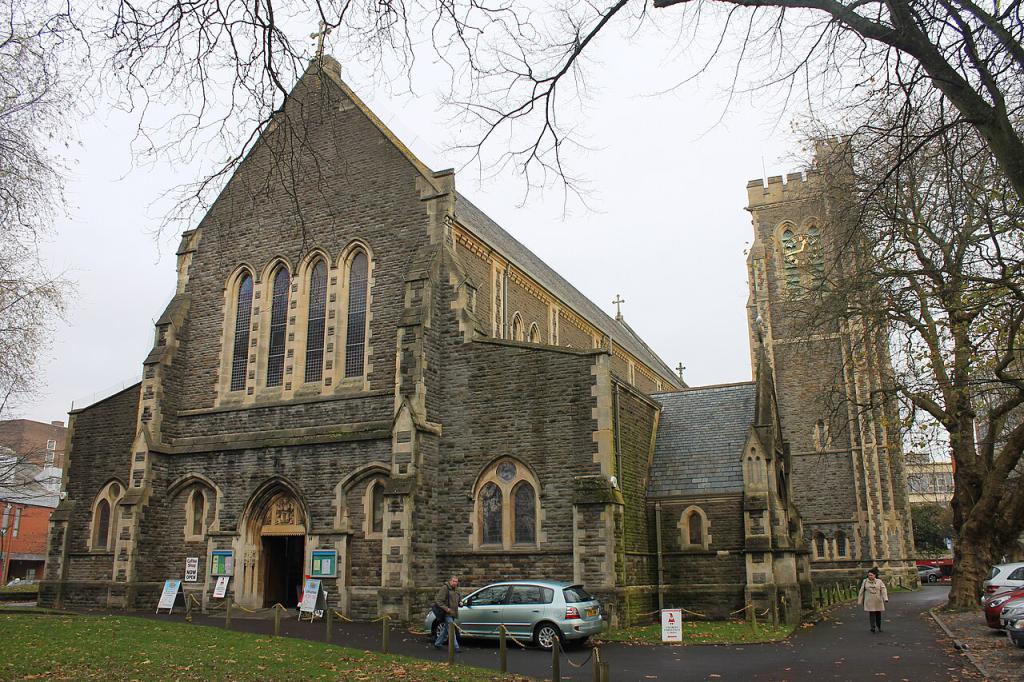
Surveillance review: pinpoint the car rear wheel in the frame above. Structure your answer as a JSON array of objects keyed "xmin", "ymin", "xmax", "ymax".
[
  {"xmin": 929, "ymin": 575, "xmax": 938, "ymax": 583},
  {"xmin": 534, "ymin": 622, "xmax": 562, "ymax": 650}
]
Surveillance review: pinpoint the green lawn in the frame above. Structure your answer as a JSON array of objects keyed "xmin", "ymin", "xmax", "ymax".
[
  {"xmin": 596, "ymin": 619, "xmax": 796, "ymax": 645},
  {"xmin": 0, "ymin": 614, "xmax": 525, "ymax": 681}
]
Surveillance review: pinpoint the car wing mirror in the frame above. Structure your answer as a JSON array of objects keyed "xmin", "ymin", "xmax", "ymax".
[{"xmin": 460, "ymin": 598, "xmax": 470, "ymax": 607}]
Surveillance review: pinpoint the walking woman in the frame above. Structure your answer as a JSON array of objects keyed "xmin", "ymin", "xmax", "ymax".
[{"xmin": 858, "ymin": 568, "xmax": 889, "ymax": 632}]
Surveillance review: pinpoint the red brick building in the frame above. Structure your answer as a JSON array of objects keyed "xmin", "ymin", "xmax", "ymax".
[{"xmin": 0, "ymin": 419, "xmax": 66, "ymax": 582}]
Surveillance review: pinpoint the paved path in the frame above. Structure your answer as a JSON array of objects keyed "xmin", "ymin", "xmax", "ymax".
[{"xmin": 136, "ymin": 585, "xmax": 976, "ymax": 680}]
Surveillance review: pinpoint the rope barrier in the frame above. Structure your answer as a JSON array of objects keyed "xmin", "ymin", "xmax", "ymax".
[
  {"xmin": 497, "ymin": 625, "xmax": 531, "ymax": 649},
  {"xmin": 564, "ymin": 648, "xmax": 595, "ymax": 669},
  {"xmin": 330, "ymin": 610, "xmax": 354, "ymax": 622},
  {"xmin": 636, "ymin": 606, "xmax": 708, "ymax": 618}
]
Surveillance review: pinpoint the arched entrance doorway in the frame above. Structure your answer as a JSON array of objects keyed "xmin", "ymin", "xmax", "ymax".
[
  {"xmin": 237, "ymin": 485, "xmax": 308, "ymax": 609},
  {"xmin": 258, "ymin": 493, "xmax": 306, "ymax": 608}
]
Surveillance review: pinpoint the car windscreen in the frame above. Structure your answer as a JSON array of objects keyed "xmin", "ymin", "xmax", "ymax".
[{"xmin": 563, "ymin": 586, "xmax": 593, "ymax": 603}]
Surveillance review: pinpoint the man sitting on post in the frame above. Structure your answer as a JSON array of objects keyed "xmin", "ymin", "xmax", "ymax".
[{"xmin": 433, "ymin": 575, "xmax": 461, "ymax": 652}]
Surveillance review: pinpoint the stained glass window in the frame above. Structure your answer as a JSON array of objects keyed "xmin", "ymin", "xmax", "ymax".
[
  {"xmin": 304, "ymin": 261, "xmax": 328, "ymax": 383},
  {"xmin": 481, "ymin": 483, "xmax": 502, "ymax": 545},
  {"xmin": 345, "ymin": 252, "xmax": 368, "ymax": 378},
  {"xmin": 266, "ymin": 267, "xmax": 290, "ymax": 387},
  {"xmin": 815, "ymin": 532, "xmax": 827, "ymax": 558},
  {"xmin": 781, "ymin": 228, "xmax": 801, "ymax": 291},
  {"xmin": 230, "ymin": 274, "xmax": 253, "ymax": 391},
  {"xmin": 513, "ymin": 482, "xmax": 535, "ymax": 544}
]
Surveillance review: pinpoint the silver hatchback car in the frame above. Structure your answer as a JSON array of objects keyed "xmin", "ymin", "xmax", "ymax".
[{"xmin": 425, "ymin": 580, "xmax": 605, "ymax": 650}]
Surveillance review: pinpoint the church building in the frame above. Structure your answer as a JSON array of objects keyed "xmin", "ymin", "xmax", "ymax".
[{"xmin": 40, "ymin": 58, "xmax": 913, "ymax": 627}]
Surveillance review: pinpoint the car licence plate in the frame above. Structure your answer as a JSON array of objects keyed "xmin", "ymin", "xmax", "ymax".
[{"xmin": 586, "ymin": 607, "xmax": 598, "ymax": 617}]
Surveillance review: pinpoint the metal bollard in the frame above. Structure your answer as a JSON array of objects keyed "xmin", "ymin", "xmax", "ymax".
[
  {"xmin": 447, "ymin": 622, "xmax": 455, "ymax": 665},
  {"xmin": 382, "ymin": 614, "xmax": 390, "ymax": 654},
  {"xmin": 325, "ymin": 608, "xmax": 333, "ymax": 643},
  {"xmin": 592, "ymin": 647, "xmax": 601, "ymax": 682},
  {"xmin": 225, "ymin": 598, "xmax": 232, "ymax": 630},
  {"xmin": 274, "ymin": 605, "xmax": 281, "ymax": 637},
  {"xmin": 499, "ymin": 624, "xmax": 507, "ymax": 673},
  {"xmin": 551, "ymin": 635, "xmax": 561, "ymax": 682}
]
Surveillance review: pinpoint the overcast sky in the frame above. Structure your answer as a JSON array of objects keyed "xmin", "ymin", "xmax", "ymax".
[{"xmin": 20, "ymin": 12, "xmax": 805, "ymax": 423}]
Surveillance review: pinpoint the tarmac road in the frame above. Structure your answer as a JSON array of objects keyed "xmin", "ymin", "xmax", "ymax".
[{"xmin": 142, "ymin": 584, "xmax": 976, "ymax": 681}]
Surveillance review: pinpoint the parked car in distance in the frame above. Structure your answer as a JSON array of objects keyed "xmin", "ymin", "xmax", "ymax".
[
  {"xmin": 424, "ymin": 581, "xmax": 605, "ymax": 650},
  {"xmin": 917, "ymin": 565, "xmax": 943, "ymax": 583},
  {"xmin": 983, "ymin": 588, "xmax": 1024, "ymax": 628},
  {"xmin": 1000, "ymin": 601, "xmax": 1024, "ymax": 629},
  {"xmin": 982, "ymin": 562, "xmax": 1024, "ymax": 598},
  {"xmin": 1006, "ymin": 617, "xmax": 1024, "ymax": 649}
]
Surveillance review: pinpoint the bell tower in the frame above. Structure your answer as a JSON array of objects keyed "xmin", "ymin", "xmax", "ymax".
[{"xmin": 744, "ymin": 165, "xmax": 916, "ymax": 583}]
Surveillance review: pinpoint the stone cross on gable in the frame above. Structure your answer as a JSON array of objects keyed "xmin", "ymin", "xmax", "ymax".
[
  {"xmin": 311, "ymin": 21, "xmax": 332, "ymax": 62},
  {"xmin": 676, "ymin": 363, "xmax": 686, "ymax": 381},
  {"xmin": 612, "ymin": 294, "xmax": 625, "ymax": 321}
]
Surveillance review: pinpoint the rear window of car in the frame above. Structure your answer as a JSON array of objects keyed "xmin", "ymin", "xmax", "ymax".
[
  {"xmin": 989, "ymin": 567, "xmax": 1002, "ymax": 580},
  {"xmin": 1010, "ymin": 568, "xmax": 1024, "ymax": 581},
  {"xmin": 563, "ymin": 586, "xmax": 593, "ymax": 603}
]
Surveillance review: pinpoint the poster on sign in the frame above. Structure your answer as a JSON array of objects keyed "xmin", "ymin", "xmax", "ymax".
[
  {"xmin": 157, "ymin": 579, "xmax": 182, "ymax": 614},
  {"xmin": 212, "ymin": 576, "xmax": 230, "ymax": 599},
  {"xmin": 299, "ymin": 579, "xmax": 322, "ymax": 614},
  {"xmin": 661, "ymin": 608, "xmax": 683, "ymax": 642},
  {"xmin": 184, "ymin": 557, "xmax": 199, "ymax": 582}
]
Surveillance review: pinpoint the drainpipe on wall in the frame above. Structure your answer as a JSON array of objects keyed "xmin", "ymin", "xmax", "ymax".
[
  {"xmin": 655, "ymin": 502, "xmax": 664, "ymax": 612},
  {"xmin": 613, "ymin": 383, "xmax": 622, "ymax": 484}
]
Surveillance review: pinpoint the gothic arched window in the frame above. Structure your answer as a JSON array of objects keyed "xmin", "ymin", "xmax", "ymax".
[
  {"xmin": 191, "ymin": 490, "xmax": 206, "ymax": 537},
  {"xmin": 304, "ymin": 260, "xmax": 328, "ymax": 383},
  {"xmin": 679, "ymin": 506, "xmax": 710, "ymax": 550},
  {"xmin": 474, "ymin": 458, "xmax": 541, "ymax": 549},
  {"xmin": 688, "ymin": 513, "xmax": 703, "ymax": 546},
  {"xmin": 266, "ymin": 266, "xmax": 291, "ymax": 387},
  {"xmin": 230, "ymin": 273, "xmax": 254, "ymax": 391},
  {"xmin": 814, "ymin": 532, "xmax": 827, "ymax": 559},
  {"xmin": 345, "ymin": 251, "xmax": 369, "ymax": 378},
  {"xmin": 371, "ymin": 481, "xmax": 385, "ymax": 534},
  {"xmin": 511, "ymin": 313, "xmax": 524, "ymax": 341},
  {"xmin": 91, "ymin": 481, "xmax": 123, "ymax": 551},
  {"xmin": 95, "ymin": 500, "xmax": 111, "ymax": 549},
  {"xmin": 513, "ymin": 481, "xmax": 536, "ymax": 544},
  {"xmin": 835, "ymin": 530, "xmax": 848, "ymax": 557},
  {"xmin": 778, "ymin": 222, "xmax": 825, "ymax": 296},
  {"xmin": 528, "ymin": 323, "xmax": 540, "ymax": 343},
  {"xmin": 481, "ymin": 482, "xmax": 503, "ymax": 545}
]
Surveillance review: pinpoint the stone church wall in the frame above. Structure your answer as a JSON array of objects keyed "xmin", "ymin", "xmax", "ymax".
[
  {"xmin": 657, "ymin": 495, "xmax": 747, "ymax": 617},
  {"xmin": 39, "ymin": 385, "xmax": 140, "ymax": 608},
  {"xmin": 164, "ymin": 73, "xmax": 435, "ymax": 415},
  {"xmin": 614, "ymin": 384, "xmax": 659, "ymax": 587},
  {"xmin": 432, "ymin": 335, "xmax": 602, "ymax": 588},
  {"xmin": 507, "ymin": 276, "xmax": 548, "ymax": 341}
]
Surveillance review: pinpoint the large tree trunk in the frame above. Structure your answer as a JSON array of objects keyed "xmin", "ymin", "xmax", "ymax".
[{"xmin": 949, "ymin": 528, "xmax": 999, "ymax": 607}]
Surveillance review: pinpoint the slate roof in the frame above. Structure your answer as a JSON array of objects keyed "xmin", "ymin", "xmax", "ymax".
[
  {"xmin": 453, "ymin": 193, "xmax": 684, "ymax": 389},
  {"xmin": 648, "ymin": 382, "xmax": 757, "ymax": 497}
]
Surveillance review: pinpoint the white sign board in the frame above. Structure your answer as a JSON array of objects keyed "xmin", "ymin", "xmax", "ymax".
[
  {"xmin": 213, "ymin": 576, "xmax": 230, "ymax": 599},
  {"xmin": 299, "ymin": 578, "xmax": 322, "ymax": 614},
  {"xmin": 184, "ymin": 557, "xmax": 199, "ymax": 582},
  {"xmin": 661, "ymin": 608, "xmax": 683, "ymax": 642},
  {"xmin": 157, "ymin": 579, "xmax": 182, "ymax": 614}
]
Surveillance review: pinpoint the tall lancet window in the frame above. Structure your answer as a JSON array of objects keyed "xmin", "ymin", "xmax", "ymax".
[
  {"xmin": 304, "ymin": 261, "xmax": 328, "ymax": 383},
  {"xmin": 230, "ymin": 274, "xmax": 254, "ymax": 391},
  {"xmin": 345, "ymin": 251, "xmax": 368, "ymax": 378},
  {"xmin": 266, "ymin": 267, "xmax": 290, "ymax": 387}
]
